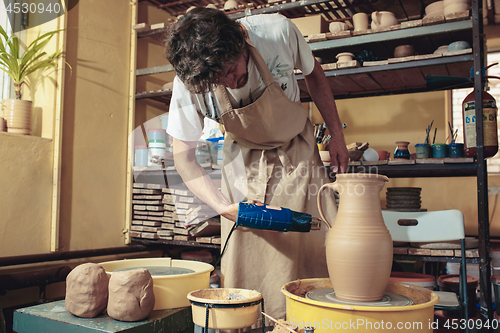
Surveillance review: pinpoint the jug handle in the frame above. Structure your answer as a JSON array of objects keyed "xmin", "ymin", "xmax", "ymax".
[
  {"xmin": 317, "ymin": 183, "xmax": 338, "ymax": 229},
  {"xmin": 371, "ymin": 11, "xmax": 380, "ymax": 28}
]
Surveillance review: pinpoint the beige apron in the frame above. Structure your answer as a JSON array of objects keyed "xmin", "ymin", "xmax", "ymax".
[{"xmin": 216, "ymin": 40, "xmax": 337, "ymax": 321}]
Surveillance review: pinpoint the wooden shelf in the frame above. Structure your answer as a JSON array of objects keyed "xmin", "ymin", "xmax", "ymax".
[
  {"xmin": 131, "ymin": 237, "xmax": 221, "ymax": 249},
  {"xmin": 345, "ymin": 162, "xmax": 477, "ymax": 178}
]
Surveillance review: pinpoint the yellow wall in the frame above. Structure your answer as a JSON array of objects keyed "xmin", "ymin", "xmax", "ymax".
[{"xmin": 57, "ymin": 0, "xmax": 132, "ymax": 251}]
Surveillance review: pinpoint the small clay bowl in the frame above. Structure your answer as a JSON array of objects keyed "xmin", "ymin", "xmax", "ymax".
[
  {"xmin": 448, "ymin": 41, "xmax": 470, "ymax": 52},
  {"xmin": 348, "ymin": 150, "xmax": 364, "ymax": 161},
  {"xmin": 425, "ymin": 1, "xmax": 444, "ymax": 15},
  {"xmin": 394, "ymin": 45, "xmax": 414, "ymax": 58}
]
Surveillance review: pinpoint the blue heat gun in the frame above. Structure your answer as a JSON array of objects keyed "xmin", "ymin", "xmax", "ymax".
[{"xmin": 236, "ymin": 202, "xmax": 321, "ymax": 232}]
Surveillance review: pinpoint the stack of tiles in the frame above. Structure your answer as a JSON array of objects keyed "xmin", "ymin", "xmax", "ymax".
[{"xmin": 130, "ymin": 183, "xmax": 221, "ymax": 243}]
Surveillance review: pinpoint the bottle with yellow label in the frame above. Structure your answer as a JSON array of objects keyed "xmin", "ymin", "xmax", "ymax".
[{"xmin": 462, "ymin": 90, "xmax": 498, "ymax": 158}]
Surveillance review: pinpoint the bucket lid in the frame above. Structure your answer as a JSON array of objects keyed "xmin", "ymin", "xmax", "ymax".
[
  {"xmin": 389, "ymin": 271, "xmax": 435, "ymax": 283},
  {"xmin": 147, "ymin": 128, "xmax": 165, "ymax": 132},
  {"xmin": 437, "ymin": 274, "xmax": 478, "ymax": 287},
  {"xmin": 135, "ymin": 145, "xmax": 148, "ymax": 149}
]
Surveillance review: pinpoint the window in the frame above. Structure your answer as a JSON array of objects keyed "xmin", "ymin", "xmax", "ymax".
[
  {"xmin": 0, "ymin": 2, "xmax": 13, "ymax": 100},
  {"xmin": 452, "ymin": 52, "xmax": 500, "ymax": 173}
]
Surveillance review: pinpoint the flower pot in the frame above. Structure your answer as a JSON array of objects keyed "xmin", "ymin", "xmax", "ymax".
[
  {"xmin": 1, "ymin": 99, "xmax": 32, "ymax": 135},
  {"xmin": 318, "ymin": 173, "xmax": 392, "ymax": 302}
]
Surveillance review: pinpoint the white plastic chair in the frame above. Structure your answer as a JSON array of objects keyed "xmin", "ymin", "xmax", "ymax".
[{"xmin": 382, "ymin": 209, "xmax": 469, "ymax": 329}]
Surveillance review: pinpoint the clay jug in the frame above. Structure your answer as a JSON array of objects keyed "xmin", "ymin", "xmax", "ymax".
[
  {"xmin": 371, "ymin": 11, "xmax": 398, "ymax": 29},
  {"xmin": 317, "ymin": 173, "xmax": 393, "ymax": 302}
]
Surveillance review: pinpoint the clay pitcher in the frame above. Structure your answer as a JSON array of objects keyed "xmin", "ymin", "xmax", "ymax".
[
  {"xmin": 317, "ymin": 173, "xmax": 393, "ymax": 302},
  {"xmin": 371, "ymin": 11, "xmax": 398, "ymax": 29}
]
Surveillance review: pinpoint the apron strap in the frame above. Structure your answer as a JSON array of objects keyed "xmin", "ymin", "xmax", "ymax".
[{"xmin": 214, "ymin": 38, "xmax": 276, "ymax": 120}]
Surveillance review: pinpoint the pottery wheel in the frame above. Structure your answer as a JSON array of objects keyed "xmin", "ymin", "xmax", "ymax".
[
  {"xmin": 113, "ymin": 266, "xmax": 195, "ymax": 276},
  {"xmin": 306, "ymin": 288, "xmax": 413, "ymax": 307}
]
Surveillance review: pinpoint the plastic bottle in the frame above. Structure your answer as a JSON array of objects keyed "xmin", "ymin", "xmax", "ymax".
[{"xmin": 462, "ymin": 90, "xmax": 498, "ymax": 158}]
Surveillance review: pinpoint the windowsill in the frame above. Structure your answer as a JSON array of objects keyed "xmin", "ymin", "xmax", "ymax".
[{"xmin": 0, "ymin": 131, "xmax": 52, "ymax": 142}]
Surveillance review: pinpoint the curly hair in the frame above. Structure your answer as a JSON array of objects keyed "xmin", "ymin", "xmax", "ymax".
[{"xmin": 164, "ymin": 7, "xmax": 246, "ymax": 94}]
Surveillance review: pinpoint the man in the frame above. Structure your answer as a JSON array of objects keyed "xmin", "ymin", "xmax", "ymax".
[{"xmin": 165, "ymin": 7, "xmax": 348, "ymax": 319}]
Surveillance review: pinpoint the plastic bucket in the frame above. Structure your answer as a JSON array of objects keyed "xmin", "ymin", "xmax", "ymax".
[
  {"xmin": 389, "ymin": 271, "xmax": 436, "ymax": 290},
  {"xmin": 187, "ymin": 288, "xmax": 262, "ymax": 329},
  {"xmin": 134, "ymin": 145, "xmax": 148, "ymax": 167},
  {"xmin": 437, "ymin": 274, "xmax": 478, "ymax": 317},
  {"xmin": 147, "ymin": 128, "xmax": 166, "ymax": 141},
  {"xmin": 491, "ymin": 251, "xmax": 500, "ymax": 279}
]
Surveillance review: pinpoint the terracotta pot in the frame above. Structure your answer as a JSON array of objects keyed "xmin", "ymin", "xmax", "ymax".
[
  {"xmin": 394, "ymin": 45, "xmax": 414, "ymax": 58},
  {"xmin": 318, "ymin": 173, "xmax": 392, "ymax": 302},
  {"xmin": 371, "ymin": 11, "xmax": 397, "ymax": 29},
  {"xmin": 1, "ymin": 99, "xmax": 32, "ymax": 135}
]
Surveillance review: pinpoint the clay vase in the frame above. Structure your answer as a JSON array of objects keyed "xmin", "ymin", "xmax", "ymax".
[{"xmin": 317, "ymin": 173, "xmax": 393, "ymax": 302}]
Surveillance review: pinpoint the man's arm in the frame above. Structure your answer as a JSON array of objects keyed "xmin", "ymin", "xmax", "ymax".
[
  {"xmin": 304, "ymin": 58, "xmax": 349, "ymax": 173},
  {"xmin": 172, "ymin": 138, "xmax": 239, "ymax": 221}
]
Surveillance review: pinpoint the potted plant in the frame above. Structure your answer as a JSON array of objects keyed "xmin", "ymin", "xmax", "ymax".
[{"xmin": 0, "ymin": 25, "xmax": 68, "ymax": 134}]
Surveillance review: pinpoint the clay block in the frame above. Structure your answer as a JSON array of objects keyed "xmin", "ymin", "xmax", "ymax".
[
  {"xmin": 141, "ymin": 232, "xmax": 159, "ymax": 239},
  {"xmin": 174, "ymin": 227, "xmax": 190, "ymax": 235},
  {"xmin": 174, "ymin": 235, "xmax": 195, "ymax": 241},
  {"xmin": 147, "ymin": 216, "xmax": 163, "ymax": 221},
  {"xmin": 133, "ymin": 205, "xmax": 146, "ymax": 211},
  {"xmin": 157, "ymin": 230, "xmax": 174, "ymax": 237},
  {"xmin": 143, "ymin": 221, "xmax": 162, "ymax": 227},
  {"xmin": 173, "ymin": 188, "xmax": 191, "ymax": 196},
  {"xmin": 107, "ymin": 269, "xmax": 155, "ymax": 322},
  {"xmin": 129, "ymin": 231, "xmax": 142, "ymax": 238},
  {"xmin": 212, "ymin": 236, "xmax": 222, "ymax": 245},
  {"xmin": 408, "ymin": 248, "xmax": 431, "ymax": 256},
  {"xmin": 65, "ymin": 263, "xmax": 108, "ymax": 318},
  {"xmin": 131, "ymin": 226, "xmax": 144, "ymax": 231},
  {"xmin": 196, "ymin": 237, "xmax": 213, "ymax": 244},
  {"xmin": 161, "ymin": 223, "xmax": 175, "ymax": 230},
  {"xmin": 431, "ymin": 249, "xmax": 455, "ymax": 256},
  {"xmin": 161, "ymin": 188, "xmax": 173, "ymax": 194},
  {"xmin": 132, "ymin": 220, "xmax": 144, "ymax": 225},
  {"xmin": 146, "ymin": 205, "xmax": 165, "ymax": 211},
  {"xmin": 133, "ymin": 210, "xmax": 148, "ymax": 215}
]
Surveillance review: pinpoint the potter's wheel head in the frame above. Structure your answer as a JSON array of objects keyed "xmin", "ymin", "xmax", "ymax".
[
  {"xmin": 306, "ymin": 288, "xmax": 413, "ymax": 307},
  {"xmin": 113, "ymin": 266, "xmax": 195, "ymax": 276}
]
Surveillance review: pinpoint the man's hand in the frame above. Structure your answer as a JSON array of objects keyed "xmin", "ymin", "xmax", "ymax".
[{"xmin": 328, "ymin": 139, "xmax": 349, "ymax": 174}]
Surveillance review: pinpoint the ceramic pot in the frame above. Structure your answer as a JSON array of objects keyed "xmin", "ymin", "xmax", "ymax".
[
  {"xmin": 224, "ymin": 0, "xmax": 238, "ymax": 10},
  {"xmin": 329, "ymin": 22, "xmax": 347, "ymax": 33},
  {"xmin": 336, "ymin": 52, "xmax": 354, "ymax": 63},
  {"xmin": 448, "ymin": 41, "xmax": 470, "ymax": 51},
  {"xmin": 394, "ymin": 141, "xmax": 410, "ymax": 159},
  {"xmin": 394, "ymin": 45, "xmax": 414, "ymax": 58},
  {"xmin": 371, "ymin": 11, "xmax": 397, "ymax": 29},
  {"xmin": 443, "ymin": 3, "xmax": 470, "ymax": 15},
  {"xmin": 443, "ymin": 0, "xmax": 470, "ymax": 6},
  {"xmin": 317, "ymin": 173, "xmax": 392, "ymax": 302},
  {"xmin": 352, "ymin": 13, "xmax": 369, "ymax": 31},
  {"xmin": 1, "ymin": 99, "xmax": 32, "ymax": 135},
  {"xmin": 425, "ymin": 1, "xmax": 444, "ymax": 15}
]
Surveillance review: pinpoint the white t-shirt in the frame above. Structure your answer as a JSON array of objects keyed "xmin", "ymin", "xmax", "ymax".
[{"xmin": 167, "ymin": 13, "xmax": 315, "ymax": 142}]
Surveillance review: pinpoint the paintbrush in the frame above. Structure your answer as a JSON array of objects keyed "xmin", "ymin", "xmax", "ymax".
[
  {"xmin": 432, "ymin": 128, "xmax": 437, "ymax": 144},
  {"xmin": 424, "ymin": 120, "xmax": 434, "ymax": 144}
]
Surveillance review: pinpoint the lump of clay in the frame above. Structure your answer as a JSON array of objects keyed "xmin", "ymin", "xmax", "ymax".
[
  {"xmin": 65, "ymin": 263, "xmax": 109, "ymax": 318},
  {"xmin": 107, "ymin": 268, "xmax": 155, "ymax": 322}
]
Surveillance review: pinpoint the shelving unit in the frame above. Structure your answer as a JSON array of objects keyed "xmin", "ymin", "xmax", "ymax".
[{"xmin": 135, "ymin": 0, "xmax": 494, "ymax": 324}]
